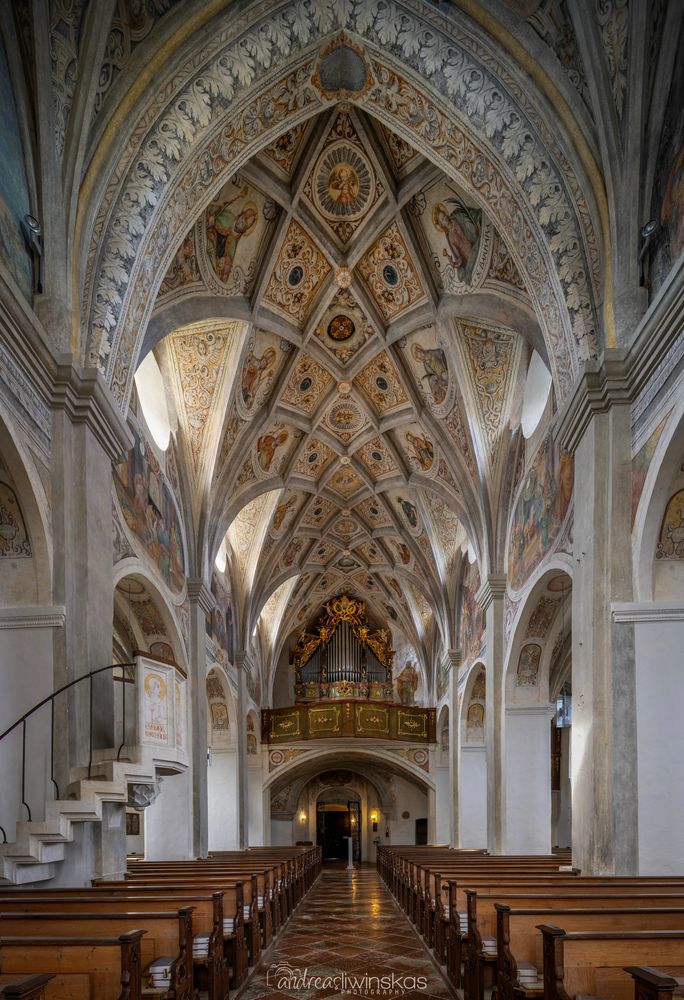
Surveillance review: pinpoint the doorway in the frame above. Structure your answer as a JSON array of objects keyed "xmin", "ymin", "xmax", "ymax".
[{"xmin": 316, "ymin": 801, "xmax": 362, "ymax": 862}]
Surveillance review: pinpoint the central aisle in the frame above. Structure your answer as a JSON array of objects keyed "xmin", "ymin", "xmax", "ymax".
[{"xmin": 241, "ymin": 864, "xmax": 451, "ymax": 999}]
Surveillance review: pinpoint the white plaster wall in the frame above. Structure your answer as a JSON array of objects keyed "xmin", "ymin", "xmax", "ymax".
[
  {"xmin": 248, "ymin": 760, "xmax": 265, "ymax": 846},
  {"xmin": 635, "ymin": 616, "xmax": 684, "ymax": 874},
  {"xmin": 435, "ymin": 764, "xmax": 450, "ymax": 843},
  {"xmin": 460, "ymin": 747, "xmax": 487, "ymax": 847},
  {"xmin": 0, "ymin": 626, "xmax": 55, "ymax": 840},
  {"xmin": 145, "ymin": 769, "xmax": 193, "ymax": 859},
  {"xmin": 388, "ymin": 775, "xmax": 428, "ymax": 844},
  {"xmin": 505, "ymin": 708, "xmax": 551, "ymax": 854},
  {"xmin": 271, "ymin": 819, "xmax": 294, "ymax": 845},
  {"xmin": 207, "ymin": 749, "xmax": 238, "ymax": 850},
  {"xmin": 552, "ymin": 726, "xmax": 571, "ymax": 849}
]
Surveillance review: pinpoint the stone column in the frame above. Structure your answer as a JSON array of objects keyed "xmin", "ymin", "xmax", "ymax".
[
  {"xmin": 446, "ymin": 650, "xmax": 461, "ymax": 847},
  {"xmin": 186, "ymin": 579, "xmax": 214, "ymax": 858},
  {"xmin": 556, "ymin": 354, "xmax": 636, "ymax": 874},
  {"xmin": 476, "ymin": 574, "xmax": 507, "ymax": 855},
  {"xmin": 51, "ymin": 363, "xmax": 133, "ymax": 784},
  {"xmin": 427, "ymin": 786, "xmax": 437, "ymax": 844},
  {"xmin": 234, "ymin": 650, "xmax": 250, "ymax": 849}
]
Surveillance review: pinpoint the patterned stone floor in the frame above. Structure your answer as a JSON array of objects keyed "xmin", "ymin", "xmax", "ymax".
[{"xmin": 236, "ymin": 864, "xmax": 452, "ymax": 1000}]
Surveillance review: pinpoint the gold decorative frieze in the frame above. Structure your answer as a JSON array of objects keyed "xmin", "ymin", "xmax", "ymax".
[{"xmin": 262, "ymin": 701, "xmax": 435, "ymax": 744}]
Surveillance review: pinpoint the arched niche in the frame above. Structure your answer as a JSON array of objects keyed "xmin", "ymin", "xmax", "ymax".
[{"xmin": 113, "ymin": 566, "xmax": 188, "ymax": 674}]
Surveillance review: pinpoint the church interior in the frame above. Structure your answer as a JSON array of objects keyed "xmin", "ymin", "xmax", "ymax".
[{"xmin": 0, "ymin": 0, "xmax": 683, "ymax": 997}]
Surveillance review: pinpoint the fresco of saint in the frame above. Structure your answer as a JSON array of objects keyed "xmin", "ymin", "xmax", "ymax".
[
  {"xmin": 432, "ymin": 197, "xmax": 482, "ymax": 285},
  {"xmin": 405, "ymin": 431, "xmax": 434, "ymax": 471},
  {"xmin": 242, "ymin": 346, "xmax": 276, "ymax": 409},
  {"xmin": 206, "ymin": 184, "xmax": 258, "ymax": 283},
  {"xmin": 256, "ymin": 429, "xmax": 288, "ymax": 473},
  {"xmin": 411, "ymin": 343, "xmax": 449, "ymax": 406}
]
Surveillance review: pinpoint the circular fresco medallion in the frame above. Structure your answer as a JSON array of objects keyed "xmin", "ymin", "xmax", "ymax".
[
  {"xmin": 328, "ymin": 400, "xmax": 364, "ymax": 433},
  {"xmin": 335, "ymin": 518, "xmax": 356, "ymax": 535},
  {"xmin": 383, "ymin": 263, "xmax": 399, "ymax": 286},
  {"xmin": 313, "ymin": 141, "xmax": 376, "ymax": 222},
  {"xmin": 327, "ymin": 314, "xmax": 355, "ymax": 341}
]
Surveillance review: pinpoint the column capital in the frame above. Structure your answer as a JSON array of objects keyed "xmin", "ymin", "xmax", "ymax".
[
  {"xmin": 442, "ymin": 648, "xmax": 461, "ymax": 671},
  {"xmin": 554, "ymin": 350, "xmax": 631, "ymax": 455},
  {"xmin": 235, "ymin": 649, "xmax": 253, "ymax": 672},
  {"xmin": 186, "ymin": 579, "xmax": 215, "ymax": 614},
  {"xmin": 476, "ymin": 574, "xmax": 507, "ymax": 611},
  {"xmin": 51, "ymin": 359, "xmax": 134, "ymax": 462}
]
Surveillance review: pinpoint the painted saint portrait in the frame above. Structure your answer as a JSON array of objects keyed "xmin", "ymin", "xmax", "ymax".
[
  {"xmin": 411, "ymin": 344, "xmax": 449, "ymax": 406},
  {"xmin": 516, "ymin": 644, "xmax": 541, "ymax": 686},
  {"xmin": 206, "ymin": 182, "xmax": 258, "ymax": 284},
  {"xmin": 656, "ymin": 489, "xmax": 684, "ymax": 560},
  {"xmin": 256, "ymin": 428, "xmax": 288, "ymax": 473},
  {"xmin": 466, "ymin": 702, "xmax": 485, "ymax": 740},
  {"xmin": 508, "ymin": 433, "xmax": 574, "ymax": 590},
  {"xmin": 328, "ymin": 163, "xmax": 360, "ymax": 207},
  {"xmin": 210, "ymin": 701, "xmax": 229, "ymax": 732},
  {"xmin": 432, "ymin": 197, "xmax": 482, "ymax": 285},
  {"xmin": 143, "ymin": 670, "xmax": 169, "ymax": 744},
  {"xmin": 397, "ymin": 496, "xmax": 418, "ymax": 529},
  {"xmin": 115, "ymin": 428, "xmax": 185, "ymax": 593},
  {"xmin": 405, "ymin": 431, "xmax": 434, "ymax": 472},
  {"xmin": 242, "ymin": 346, "xmax": 276, "ymax": 410}
]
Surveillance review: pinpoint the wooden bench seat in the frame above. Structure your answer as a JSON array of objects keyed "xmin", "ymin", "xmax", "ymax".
[
  {"xmin": 0, "ymin": 890, "xmax": 235, "ymax": 999},
  {"xmin": 0, "ymin": 911, "xmax": 192, "ymax": 1000},
  {"xmin": 0, "ymin": 976, "xmax": 54, "ymax": 999},
  {"xmin": 540, "ymin": 926, "xmax": 684, "ymax": 1000},
  {"xmin": 494, "ymin": 907, "xmax": 684, "ymax": 1000},
  {"xmin": 0, "ymin": 931, "xmax": 145, "ymax": 1000}
]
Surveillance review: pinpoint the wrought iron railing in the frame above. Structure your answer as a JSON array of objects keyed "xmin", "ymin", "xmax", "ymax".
[{"xmin": 0, "ymin": 662, "xmax": 135, "ymax": 843}]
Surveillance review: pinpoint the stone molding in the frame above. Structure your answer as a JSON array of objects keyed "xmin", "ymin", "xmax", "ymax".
[
  {"xmin": 612, "ymin": 602, "xmax": 684, "ymax": 623},
  {"xmin": 556, "ymin": 257, "xmax": 684, "ymax": 453},
  {"xmin": 186, "ymin": 579, "xmax": 215, "ymax": 615},
  {"xmin": 52, "ymin": 360, "xmax": 134, "ymax": 462},
  {"xmin": 476, "ymin": 574, "xmax": 507, "ymax": 612},
  {"xmin": 0, "ymin": 605, "xmax": 66, "ymax": 629},
  {"xmin": 505, "ymin": 703, "xmax": 556, "ymax": 717}
]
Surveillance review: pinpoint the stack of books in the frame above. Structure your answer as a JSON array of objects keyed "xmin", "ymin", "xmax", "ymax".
[
  {"xmin": 145, "ymin": 957, "xmax": 174, "ymax": 990},
  {"xmin": 516, "ymin": 961, "xmax": 539, "ymax": 987},
  {"xmin": 481, "ymin": 936, "xmax": 497, "ymax": 956},
  {"xmin": 192, "ymin": 933, "xmax": 211, "ymax": 961}
]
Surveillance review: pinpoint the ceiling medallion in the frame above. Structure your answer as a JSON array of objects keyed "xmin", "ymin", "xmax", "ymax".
[
  {"xmin": 328, "ymin": 400, "xmax": 363, "ymax": 433},
  {"xmin": 335, "ymin": 266, "xmax": 352, "ymax": 288},
  {"xmin": 337, "ymin": 380, "xmax": 352, "ymax": 397},
  {"xmin": 327, "ymin": 314, "xmax": 355, "ymax": 341},
  {"xmin": 313, "ymin": 141, "xmax": 376, "ymax": 222}
]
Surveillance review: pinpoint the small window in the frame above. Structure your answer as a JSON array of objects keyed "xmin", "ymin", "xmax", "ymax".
[
  {"xmin": 134, "ymin": 351, "xmax": 171, "ymax": 451},
  {"xmin": 521, "ymin": 351, "xmax": 552, "ymax": 439}
]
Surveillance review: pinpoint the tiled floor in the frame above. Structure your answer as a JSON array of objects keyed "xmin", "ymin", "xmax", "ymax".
[{"xmin": 237, "ymin": 864, "xmax": 452, "ymax": 1000}]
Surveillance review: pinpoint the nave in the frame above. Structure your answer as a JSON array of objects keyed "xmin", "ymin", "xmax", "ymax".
[{"xmin": 243, "ymin": 865, "xmax": 450, "ymax": 1000}]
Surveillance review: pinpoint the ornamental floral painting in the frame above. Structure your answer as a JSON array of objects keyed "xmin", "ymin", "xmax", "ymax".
[
  {"xmin": 507, "ymin": 432, "xmax": 573, "ymax": 590},
  {"xmin": 114, "ymin": 425, "xmax": 186, "ymax": 593}
]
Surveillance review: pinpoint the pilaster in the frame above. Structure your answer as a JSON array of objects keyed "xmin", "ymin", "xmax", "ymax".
[
  {"xmin": 476, "ymin": 574, "xmax": 507, "ymax": 855},
  {"xmin": 186, "ymin": 579, "xmax": 214, "ymax": 858},
  {"xmin": 235, "ymin": 650, "xmax": 250, "ymax": 849},
  {"xmin": 49, "ymin": 361, "xmax": 133, "ymax": 789},
  {"xmin": 444, "ymin": 648, "xmax": 461, "ymax": 848},
  {"xmin": 556, "ymin": 355, "xmax": 637, "ymax": 874}
]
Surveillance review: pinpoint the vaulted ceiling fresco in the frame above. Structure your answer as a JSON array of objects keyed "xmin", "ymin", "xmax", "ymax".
[{"xmin": 149, "ymin": 105, "xmax": 537, "ymax": 697}]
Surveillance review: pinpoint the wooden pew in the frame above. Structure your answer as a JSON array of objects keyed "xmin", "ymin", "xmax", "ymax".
[
  {"xmin": 0, "ymin": 910, "xmax": 193, "ymax": 1000},
  {"xmin": 625, "ymin": 967, "xmax": 684, "ymax": 1000},
  {"xmin": 495, "ymin": 906, "xmax": 684, "ymax": 1000},
  {"xmin": 0, "ymin": 890, "xmax": 235, "ymax": 999},
  {"xmin": 0, "ymin": 977, "xmax": 54, "ymax": 1000},
  {"xmin": 540, "ymin": 925, "xmax": 684, "ymax": 1000},
  {"xmin": 0, "ymin": 931, "xmax": 145, "ymax": 1000}
]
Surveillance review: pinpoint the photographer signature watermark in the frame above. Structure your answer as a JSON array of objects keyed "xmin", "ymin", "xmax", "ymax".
[{"xmin": 266, "ymin": 962, "xmax": 429, "ymax": 995}]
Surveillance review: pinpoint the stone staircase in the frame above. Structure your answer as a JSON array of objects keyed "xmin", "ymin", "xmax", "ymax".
[{"xmin": 0, "ymin": 753, "xmax": 158, "ymax": 884}]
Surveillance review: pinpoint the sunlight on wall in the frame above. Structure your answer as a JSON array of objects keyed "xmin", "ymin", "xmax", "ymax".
[
  {"xmin": 134, "ymin": 352, "xmax": 171, "ymax": 451},
  {"xmin": 521, "ymin": 351, "xmax": 552, "ymax": 439}
]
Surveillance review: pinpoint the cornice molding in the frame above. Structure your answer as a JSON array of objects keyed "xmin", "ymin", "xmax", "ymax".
[
  {"xmin": 0, "ymin": 605, "xmax": 66, "ymax": 629},
  {"xmin": 612, "ymin": 602, "xmax": 684, "ymax": 624},
  {"xmin": 476, "ymin": 574, "xmax": 507, "ymax": 612},
  {"xmin": 186, "ymin": 579, "xmax": 216, "ymax": 614},
  {"xmin": 51, "ymin": 360, "xmax": 134, "ymax": 462},
  {"xmin": 556, "ymin": 258, "xmax": 684, "ymax": 454}
]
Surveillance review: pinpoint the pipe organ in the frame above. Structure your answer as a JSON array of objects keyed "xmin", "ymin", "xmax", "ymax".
[{"xmin": 293, "ymin": 594, "xmax": 394, "ymax": 703}]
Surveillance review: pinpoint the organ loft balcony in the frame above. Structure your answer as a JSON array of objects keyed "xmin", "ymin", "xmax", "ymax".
[{"xmin": 261, "ymin": 594, "xmax": 436, "ymax": 745}]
